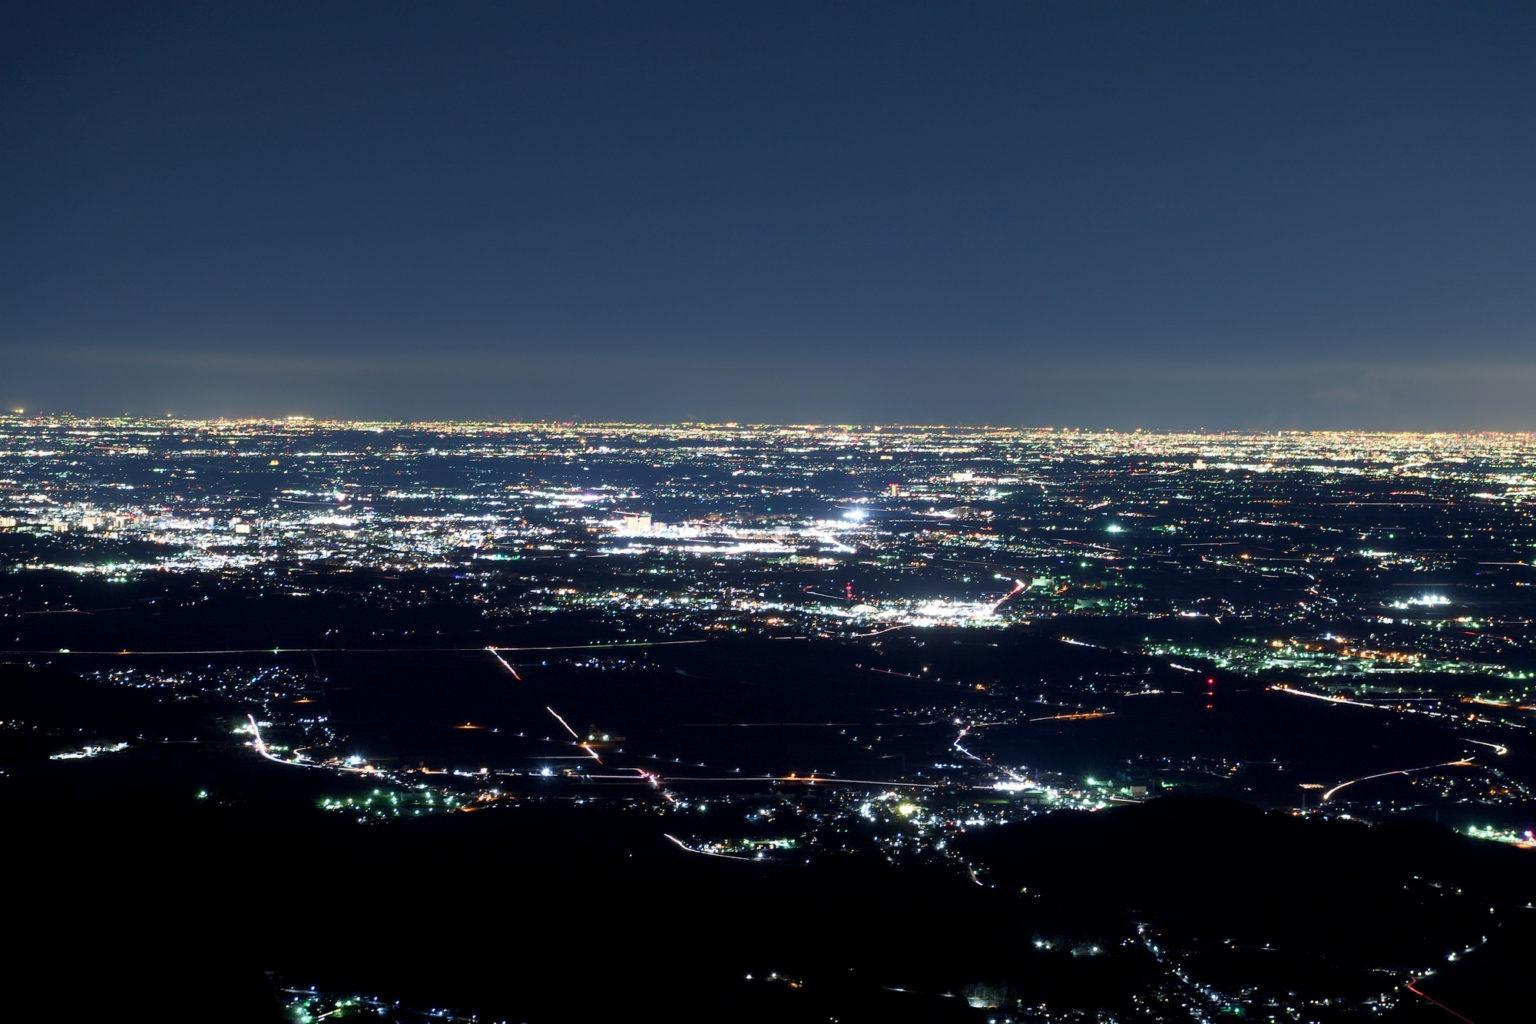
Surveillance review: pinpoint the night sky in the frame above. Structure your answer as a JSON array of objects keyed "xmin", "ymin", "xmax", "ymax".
[{"xmin": 4, "ymin": 1, "xmax": 1534, "ymax": 427}]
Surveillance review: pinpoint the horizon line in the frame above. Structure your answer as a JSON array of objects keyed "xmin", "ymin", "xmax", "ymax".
[{"xmin": 4, "ymin": 412, "xmax": 1536, "ymax": 437}]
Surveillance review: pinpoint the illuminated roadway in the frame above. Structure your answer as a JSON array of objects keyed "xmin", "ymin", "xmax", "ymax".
[
  {"xmin": 18, "ymin": 639, "xmax": 710, "ymax": 656},
  {"xmin": 1405, "ymin": 976, "xmax": 1478, "ymax": 1024},
  {"xmin": 662, "ymin": 833, "xmax": 757, "ymax": 862},
  {"xmin": 1320, "ymin": 758, "xmax": 1475, "ymax": 803},
  {"xmin": 485, "ymin": 646, "xmax": 523, "ymax": 681}
]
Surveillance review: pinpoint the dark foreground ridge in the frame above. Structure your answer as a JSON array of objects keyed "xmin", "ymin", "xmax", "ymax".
[{"xmin": 13, "ymin": 755, "xmax": 1533, "ymax": 1023}]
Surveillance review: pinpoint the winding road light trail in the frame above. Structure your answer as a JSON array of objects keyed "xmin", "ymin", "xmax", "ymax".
[
  {"xmin": 1321, "ymin": 759, "xmax": 1474, "ymax": 803},
  {"xmin": 1465, "ymin": 738, "xmax": 1509, "ymax": 756},
  {"xmin": 952, "ymin": 721, "xmax": 1029, "ymax": 786},
  {"xmin": 1405, "ymin": 976, "xmax": 1478, "ymax": 1024},
  {"xmin": 1270, "ymin": 684, "xmax": 1512, "ymax": 795},
  {"xmin": 246, "ymin": 714, "xmax": 374, "ymax": 773}
]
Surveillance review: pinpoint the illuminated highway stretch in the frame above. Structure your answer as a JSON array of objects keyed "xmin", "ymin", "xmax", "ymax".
[
  {"xmin": 247, "ymin": 716, "xmax": 945, "ymax": 793},
  {"xmin": 485, "ymin": 646, "xmax": 522, "ymax": 681},
  {"xmin": 225, "ymin": 632, "xmax": 1132, "ymax": 822},
  {"xmin": 662, "ymin": 833, "xmax": 757, "ymax": 862},
  {"xmin": 1262, "ymin": 683, "xmax": 1525, "ymax": 743},
  {"xmin": 1320, "ymin": 758, "xmax": 1475, "ymax": 804},
  {"xmin": 232, "ymin": 627, "xmax": 1525, "ymax": 873},
  {"xmin": 239, "ymin": 649, "xmax": 951, "ymax": 814},
  {"xmin": 230, "ymin": 643, "xmax": 1518, "ymax": 831},
  {"xmin": 545, "ymin": 704, "xmax": 602, "ymax": 764},
  {"xmin": 13, "ymin": 639, "xmax": 711, "ymax": 656},
  {"xmin": 1266, "ymin": 682, "xmax": 1515, "ymax": 806}
]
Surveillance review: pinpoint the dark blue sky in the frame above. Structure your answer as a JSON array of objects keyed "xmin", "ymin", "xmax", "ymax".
[{"xmin": 4, "ymin": 1, "xmax": 1534, "ymax": 426}]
